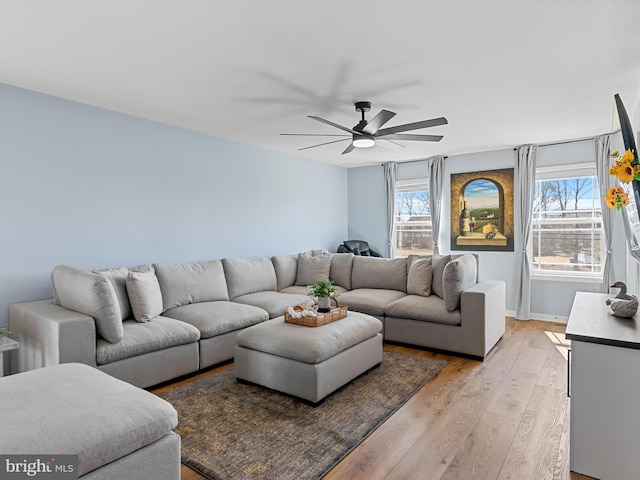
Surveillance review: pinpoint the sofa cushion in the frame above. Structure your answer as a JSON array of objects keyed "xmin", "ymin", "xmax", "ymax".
[
  {"xmin": 232, "ymin": 291, "xmax": 310, "ymax": 318},
  {"xmin": 295, "ymin": 251, "xmax": 332, "ymax": 286},
  {"xmin": 154, "ymin": 260, "xmax": 229, "ymax": 311},
  {"xmin": 94, "ymin": 267, "xmax": 133, "ymax": 320},
  {"xmin": 96, "ymin": 316, "xmax": 200, "ymax": 365},
  {"xmin": 385, "ymin": 294, "xmax": 462, "ymax": 326},
  {"xmin": 0, "ymin": 363, "xmax": 178, "ymax": 477},
  {"xmin": 431, "ymin": 254, "xmax": 452, "ymax": 299},
  {"xmin": 443, "ymin": 254, "xmax": 478, "ymax": 312},
  {"xmin": 337, "ymin": 288, "xmax": 406, "ymax": 317},
  {"xmin": 272, "ymin": 254, "xmax": 298, "ymax": 290},
  {"xmin": 223, "ymin": 257, "xmax": 278, "ymax": 299},
  {"xmin": 164, "ymin": 301, "xmax": 269, "ymax": 339},
  {"xmin": 351, "ymin": 256, "xmax": 407, "ymax": 292},
  {"xmin": 407, "ymin": 257, "xmax": 433, "ymax": 296},
  {"xmin": 51, "ymin": 265, "xmax": 124, "ymax": 343},
  {"xmin": 127, "ymin": 266, "xmax": 164, "ymax": 322},
  {"xmin": 330, "ymin": 252, "xmax": 354, "ymax": 290}
]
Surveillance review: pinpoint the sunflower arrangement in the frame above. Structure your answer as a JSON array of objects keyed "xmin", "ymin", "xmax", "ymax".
[
  {"xmin": 609, "ymin": 149, "xmax": 639, "ymax": 183},
  {"xmin": 606, "ymin": 149, "xmax": 639, "ymax": 210},
  {"xmin": 605, "ymin": 186, "xmax": 629, "ymax": 210}
]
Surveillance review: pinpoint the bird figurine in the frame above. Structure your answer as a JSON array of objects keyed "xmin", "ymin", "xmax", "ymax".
[{"xmin": 606, "ymin": 281, "xmax": 638, "ymax": 317}]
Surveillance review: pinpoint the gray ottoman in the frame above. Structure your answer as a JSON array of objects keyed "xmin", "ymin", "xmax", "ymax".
[
  {"xmin": 234, "ymin": 311, "xmax": 383, "ymax": 404},
  {"xmin": 0, "ymin": 363, "xmax": 181, "ymax": 479}
]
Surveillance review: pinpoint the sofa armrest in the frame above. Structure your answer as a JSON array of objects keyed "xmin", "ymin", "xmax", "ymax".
[
  {"xmin": 8, "ymin": 300, "xmax": 97, "ymax": 374},
  {"xmin": 460, "ymin": 280, "xmax": 506, "ymax": 356}
]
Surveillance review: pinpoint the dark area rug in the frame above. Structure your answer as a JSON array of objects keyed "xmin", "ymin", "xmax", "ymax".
[{"xmin": 158, "ymin": 350, "xmax": 447, "ymax": 480}]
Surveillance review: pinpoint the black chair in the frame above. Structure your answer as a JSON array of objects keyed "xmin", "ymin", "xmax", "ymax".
[{"xmin": 337, "ymin": 240, "xmax": 383, "ymax": 257}]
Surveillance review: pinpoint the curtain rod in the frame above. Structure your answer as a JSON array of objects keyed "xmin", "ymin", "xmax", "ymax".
[
  {"xmin": 512, "ymin": 129, "xmax": 621, "ymax": 150},
  {"xmin": 380, "ymin": 129, "xmax": 623, "ymax": 166},
  {"xmin": 380, "ymin": 155, "xmax": 448, "ymax": 167}
]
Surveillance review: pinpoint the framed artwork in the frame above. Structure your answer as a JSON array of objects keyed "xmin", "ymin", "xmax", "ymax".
[{"xmin": 450, "ymin": 168, "xmax": 514, "ymax": 251}]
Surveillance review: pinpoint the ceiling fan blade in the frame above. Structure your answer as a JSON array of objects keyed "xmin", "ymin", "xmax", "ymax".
[
  {"xmin": 380, "ymin": 133, "xmax": 444, "ymax": 142},
  {"xmin": 280, "ymin": 133, "xmax": 350, "ymax": 137},
  {"xmin": 297, "ymin": 138, "xmax": 350, "ymax": 151},
  {"xmin": 377, "ymin": 139, "xmax": 406, "ymax": 152},
  {"xmin": 381, "ymin": 139, "xmax": 406, "ymax": 148},
  {"xmin": 362, "ymin": 109, "xmax": 396, "ymax": 135},
  {"xmin": 376, "ymin": 117, "xmax": 448, "ymax": 136},
  {"xmin": 341, "ymin": 143, "xmax": 356, "ymax": 155},
  {"xmin": 308, "ymin": 115, "xmax": 359, "ymax": 134}
]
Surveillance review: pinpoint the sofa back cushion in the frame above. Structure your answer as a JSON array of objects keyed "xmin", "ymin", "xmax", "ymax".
[
  {"xmin": 272, "ymin": 255, "xmax": 298, "ymax": 291},
  {"xmin": 431, "ymin": 255, "xmax": 452, "ymax": 299},
  {"xmin": 295, "ymin": 251, "xmax": 332, "ymax": 286},
  {"xmin": 442, "ymin": 254, "xmax": 478, "ymax": 311},
  {"xmin": 351, "ymin": 256, "xmax": 407, "ymax": 292},
  {"xmin": 407, "ymin": 257, "xmax": 433, "ymax": 296},
  {"xmin": 154, "ymin": 260, "xmax": 229, "ymax": 311},
  {"xmin": 330, "ymin": 252, "xmax": 354, "ymax": 290},
  {"xmin": 223, "ymin": 257, "xmax": 277, "ymax": 299},
  {"xmin": 51, "ymin": 265, "xmax": 124, "ymax": 343}
]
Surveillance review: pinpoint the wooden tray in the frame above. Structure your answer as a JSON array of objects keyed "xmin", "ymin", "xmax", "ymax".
[{"xmin": 284, "ymin": 303, "xmax": 348, "ymax": 327}]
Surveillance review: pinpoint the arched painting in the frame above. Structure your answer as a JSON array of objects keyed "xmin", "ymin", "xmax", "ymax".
[{"xmin": 450, "ymin": 168, "xmax": 514, "ymax": 251}]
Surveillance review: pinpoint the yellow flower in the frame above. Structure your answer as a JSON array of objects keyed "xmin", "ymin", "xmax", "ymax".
[
  {"xmin": 605, "ymin": 187, "xmax": 630, "ymax": 210},
  {"xmin": 611, "ymin": 150, "xmax": 620, "ymax": 157},
  {"xmin": 616, "ymin": 163, "xmax": 635, "ymax": 183},
  {"xmin": 621, "ymin": 149, "xmax": 635, "ymax": 164}
]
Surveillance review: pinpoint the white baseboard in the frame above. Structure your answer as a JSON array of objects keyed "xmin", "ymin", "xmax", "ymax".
[{"xmin": 505, "ymin": 310, "xmax": 568, "ymax": 324}]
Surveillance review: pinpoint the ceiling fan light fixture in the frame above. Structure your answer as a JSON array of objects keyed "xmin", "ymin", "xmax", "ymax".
[{"xmin": 353, "ymin": 136, "xmax": 375, "ymax": 148}]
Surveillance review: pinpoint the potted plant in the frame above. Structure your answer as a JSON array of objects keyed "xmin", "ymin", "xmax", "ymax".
[
  {"xmin": 308, "ymin": 278, "xmax": 338, "ymax": 313},
  {"xmin": 0, "ymin": 324, "xmax": 9, "ymax": 339}
]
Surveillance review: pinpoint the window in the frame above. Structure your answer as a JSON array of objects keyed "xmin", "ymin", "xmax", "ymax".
[
  {"xmin": 532, "ymin": 164, "xmax": 602, "ymax": 277},
  {"xmin": 395, "ymin": 178, "xmax": 432, "ymax": 257}
]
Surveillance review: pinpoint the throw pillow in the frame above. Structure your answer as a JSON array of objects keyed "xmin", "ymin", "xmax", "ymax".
[
  {"xmin": 126, "ymin": 266, "xmax": 164, "ymax": 322},
  {"xmin": 93, "ymin": 267, "xmax": 132, "ymax": 320},
  {"xmin": 295, "ymin": 251, "xmax": 332, "ymax": 286},
  {"xmin": 442, "ymin": 255, "xmax": 478, "ymax": 312},
  {"xmin": 407, "ymin": 257, "xmax": 433, "ymax": 296},
  {"xmin": 51, "ymin": 265, "xmax": 124, "ymax": 343},
  {"xmin": 431, "ymin": 254, "xmax": 452, "ymax": 299}
]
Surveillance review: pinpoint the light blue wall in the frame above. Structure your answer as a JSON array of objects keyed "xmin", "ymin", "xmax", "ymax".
[
  {"xmin": 0, "ymin": 83, "xmax": 348, "ymax": 325},
  {"xmin": 347, "ymin": 140, "xmax": 627, "ymax": 319}
]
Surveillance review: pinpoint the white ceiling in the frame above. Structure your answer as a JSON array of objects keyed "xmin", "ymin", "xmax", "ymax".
[{"xmin": 0, "ymin": 0, "xmax": 639, "ymax": 168}]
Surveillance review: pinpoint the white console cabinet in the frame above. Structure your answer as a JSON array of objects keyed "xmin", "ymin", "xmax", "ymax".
[{"xmin": 566, "ymin": 291, "xmax": 640, "ymax": 480}]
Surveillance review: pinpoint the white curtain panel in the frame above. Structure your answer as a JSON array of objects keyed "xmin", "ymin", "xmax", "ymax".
[
  {"xmin": 515, "ymin": 144, "xmax": 538, "ymax": 320},
  {"xmin": 594, "ymin": 134, "xmax": 613, "ymax": 292},
  {"xmin": 384, "ymin": 162, "xmax": 397, "ymax": 258},
  {"xmin": 428, "ymin": 155, "xmax": 445, "ymax": 255}
]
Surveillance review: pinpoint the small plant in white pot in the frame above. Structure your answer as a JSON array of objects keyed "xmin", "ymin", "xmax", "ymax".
[{"xmin": 308, "ymin": 279, "xmax": 338, "ymax": 313}]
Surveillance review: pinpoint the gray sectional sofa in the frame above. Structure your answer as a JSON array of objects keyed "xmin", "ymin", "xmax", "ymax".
[{"xmin": 8, "ymin": 250, "xmax": 505, "ymax": 388}]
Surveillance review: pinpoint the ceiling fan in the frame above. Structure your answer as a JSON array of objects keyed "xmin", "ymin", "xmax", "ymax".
[{"xmin": 281, "ymin": 101, "xmax": 447, "ymax": 155}]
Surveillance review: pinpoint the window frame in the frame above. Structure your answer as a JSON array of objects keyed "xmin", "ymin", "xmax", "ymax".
[
  {"xmin": 394, "ymin": 177, "xmax": 432, "ymax": 258},
  {"xmin": 530, "ymin": 163, "xmax": 603, "ymax": 282}
]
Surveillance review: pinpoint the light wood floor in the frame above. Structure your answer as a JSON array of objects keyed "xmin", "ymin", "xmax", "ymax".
[{"xmin": 153, "ymin": 318, "xmax": 594, "ymax": 480}]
